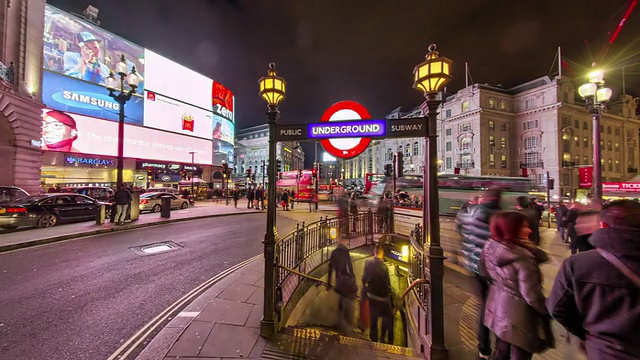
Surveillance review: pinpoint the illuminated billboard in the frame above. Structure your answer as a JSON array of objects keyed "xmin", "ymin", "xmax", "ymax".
[
  {"xmin": 42, "ymin": 70, "xmax": 144, "ymax": 124},
  {"xmin": 41, "ymin": 109, "xmax": 213, "ymax": 165},
  {"xmin": 212, "ymin": 81, "xmax": 235, "ymax": 122},
  {"xmin": 143, "ymin": 91, "xmax": 213, "ymax": 139},
  {"xmin": 213, "ymin": 114, "xmax": 234, "ymax": 145},
  {"xmin": 43, "ymin": 5, "xmax": 145, "ymax": 93}
]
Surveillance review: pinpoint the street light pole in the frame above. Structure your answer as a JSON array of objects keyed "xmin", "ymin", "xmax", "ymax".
[
  {"xmin": 259, "ymin": 62, "xmax": 286, "ymax": 338},
  {"xmin": 189, "ymin": 151, "xmax": 195, "ymax": 199},
  {"xmin": 106, "ymin": 55, "xmax": 140, "ymax": 186},
  {"xmin": 262, "ymin": 160, "xmax": 266, "ymax": 188},
  {"xmin": 413, "ymin": 44, "xmax": 452, "ymax": 360},
  {"xmin": 314, "ymin": 141, "xmax": 319, "ymax": 211},
  {"xmin": 578, "ymin": 69, "xmax": 612, "ymax": 204}
]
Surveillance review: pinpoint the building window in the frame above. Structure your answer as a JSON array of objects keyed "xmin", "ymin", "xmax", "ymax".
[
  {"xmin": 445, "ymin": 109, "xmax": 451, "ymax": 118},
  {"xmin": 413, "ymin": 142, "xmax": 419, "ymax": 156},
  {"xmin": 562, "ymin": 140, "xmax": 570, "ymax": 153},
  {"xmin": 501, "ymin": 154, "xmax": 507, "ymax": 168},
  {"xmin": 500, "ymin": 137, "xmax": 506, "ymax": 149},
  {"xmin": 398, "ymin": 145, "xmax": 403, "ymax": 155},
  {"xmin": 461, "ymin": 138, "xmax": 472, "ymax": 151},
  {"xmin": 525, "ymin": 98, "xmax": 535, "ymax": 109},
  {"xmin": 461, "ymin": 123, "xmax": 470, "ymax": 132},
  {"xmin": 615, "ymin": 160, "xmax": 620, "ymax": 172},
  {"xmin": 489, "ymin": 154, "xmax": 495, "ymax": 168},
  {"xmin": 405, "ymin": 143, "xmax": 411, "ymax": 158},
  {"xmin": 462, "ymin": 101, "xmax": 469, "ymax": 112},
  {"xmin": 608, "ymin": 160, "xmax": 613, "ymax": 171},
  {"xmin": 583, "ymin": 137, "xmax": 588, "ymax": 148},
  {"xmin": 445, "ymin": 157, "xmax": 452, "ymax": 169},
  {"xmin": 489, "ymin": 98, "xmax": 495, "ymax": 108},
  {"xmin": 583, "ymin": 156, "xmax": 588, "ymax": 164},
  {"xmin": 500, "ymin": 123, "xmax": 506, "ymax": 131},
  {"xmin": 573, "ymin": 136, "xmax": 579, "ymax": 146},
  {"xmin": 499, "ymin": 100, "xmax": 506, "ymax": 110},
  {"xmin": 387, "ymin": 148, "xmax": 393, "ymax": 161},
  {"xmin": 538, "ymin": 173, "xmax": 547, "ymax": 187},
  {"xmin": 615, "ymin": 128, "xmax": 620, "ymax": 136},
  {"xmin": 574, "ymin": 155, "xmax": 580, "ymax": 165},
  {"xmin": 607, "ymin": 126, "xmax": 612, "ymax": 134},
  {"xmin": 489, "ymin": 120, "xmax": 494, "ymax": 129},
  {"xmin": 445, "ymin": 128, "xmax": 452, "ymax": 136},
  {"xmin": 600, "ymin": 125, "xmax": 604, "ymax": 133},
  {"xmin": 525, "ymin": 152, "xmax": 540, "ymax": 165},
  {"xmin": 489, "ymin": 136, "xmax": 495, "ymax": 147},
  {"xmin": 615, "ymin": 142, "xmax": 620, "ymax": 151},
  {"xmin": 445, "ymin": 141, "xmax": 452, "ymax": 151},
  {"xmin": 583, "ymin": 122, "xmax": 588, "ymax": 130},
  {"xmin": 574, "ymin": 119, "xmax": 579, "ymax": 128},
  {"xmin": 563, "ymin": 172, "xmax": 571, "ymax": 186},
  {"xmin": 607, "ymin": 141, "xmax": 612, "ymax": 151},
  {"xmin": 524, "ymin": 136, "xmax": 538, "ymax": 149}
]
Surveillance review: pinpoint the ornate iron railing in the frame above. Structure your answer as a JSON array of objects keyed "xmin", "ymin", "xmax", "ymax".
[
  {"xmin": 407, "ymin": 224, "xmax": 433, "ymax": 347},
  {"xmin": 275, "ymin": 210, "xmax": 390, "ymax": 308}
]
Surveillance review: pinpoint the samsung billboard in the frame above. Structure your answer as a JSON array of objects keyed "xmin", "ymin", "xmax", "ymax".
[{"xmin": 42, "ymin": 5, "xmax": 235, "ymax": 164}]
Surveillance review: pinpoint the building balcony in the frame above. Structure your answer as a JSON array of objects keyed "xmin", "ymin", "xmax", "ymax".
[
  {"xmin": 628, "ymin": 167, "xmax": 638, "ymax": 173},
  {"xmin": 519, "ymin": 161, "xmax": 544, "ymax": 169},
  {"xmin": 458, "ymin": 148, "xmax": 475, "ymax": 155},
  {"xmin": 456, "ymin": 162, "xmax": 475, "ymax": 169},
  {"xmin": 562, "ymin": 161, "xmax": 575, "ymax": 168}
]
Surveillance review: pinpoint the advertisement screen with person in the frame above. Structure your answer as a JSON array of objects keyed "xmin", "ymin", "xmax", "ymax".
[{"xmin": 43, "ymin": 5, "xmax": 145, "ymax": 94}]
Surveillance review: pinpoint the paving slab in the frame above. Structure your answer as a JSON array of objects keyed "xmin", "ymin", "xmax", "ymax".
[
  {"xmin": 199, "ymin": 323, "xmax": 260, "ymax": 358},
  {"xmin": 196, "ymin": 298, "xmax": 253, "ymax": 326},
  {"xmin": 166, "ymin": 320, "xmax": 214, "ymax": 357},
  {"xmin": 217, "ymin": 282, "xmax": 257, "ymax": 302}
]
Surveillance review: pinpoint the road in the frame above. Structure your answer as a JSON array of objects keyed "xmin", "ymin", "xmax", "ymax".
[{"xmin": 0, "ymin": 213, "xmax": 298, "ymax": 360}]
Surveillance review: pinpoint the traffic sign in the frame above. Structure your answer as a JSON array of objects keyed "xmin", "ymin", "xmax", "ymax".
[{"xmin": 319, "ymin": 101, "xmax": 372, "ymax": 159}]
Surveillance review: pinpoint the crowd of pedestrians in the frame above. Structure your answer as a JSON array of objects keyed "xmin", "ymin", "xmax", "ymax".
[{"xmin": 456, "ymin": 188, "xmax": 640, "ymax": 359}]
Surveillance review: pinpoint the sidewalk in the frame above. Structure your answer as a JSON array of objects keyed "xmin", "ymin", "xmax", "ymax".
[
  {"xmin": 0, "ymin": 199, "xmax": 259, "ymax": 253},
  {"xmin": 135, "ymin": 227, "xmax": 583, "ymax": 360}
]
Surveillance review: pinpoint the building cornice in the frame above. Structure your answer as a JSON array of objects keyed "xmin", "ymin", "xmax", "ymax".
[{"xmin": 516, "ymin": 102, "xmax": 562, "ymax": 116}]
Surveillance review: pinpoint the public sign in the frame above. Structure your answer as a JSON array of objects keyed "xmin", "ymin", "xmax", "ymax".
[
  {"xmin": 319, "ymin": 101, "xmax": 373, "ymax": 159},
  {"xmin": 277, "ymin": 124, "xmax": 307, "ymax": 141}
]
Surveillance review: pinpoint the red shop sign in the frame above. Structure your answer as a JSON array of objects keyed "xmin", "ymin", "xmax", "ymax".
[{"xmin": 579, "ymin": 166, "xmax": 593, "ymax": 188}]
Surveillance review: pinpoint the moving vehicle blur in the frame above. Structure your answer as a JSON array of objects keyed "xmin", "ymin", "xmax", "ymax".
[
  {"xmin": 0, "ymin": 193, "xmax": 108, "ymax": 229},
  {"xmin": 139, "ymin": 192, "xmax": 189, "ymax": 213},
  {"xmin": 0, "ymin": 186, "xmax": 30, "ymax": 204},
  {"xmin": 276, "ymin": 170, "xmax": 315, "ymax": 202}
]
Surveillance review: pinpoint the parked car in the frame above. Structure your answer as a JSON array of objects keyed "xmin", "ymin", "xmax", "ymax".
[
  {"xmin": 0, "ymin": 186, "xmax": 29, "ymax": 204},
  {"xmin": 63, "ymin": 186, "xmax": 114, "ymax": 202},
  {"xmin": 0, "ymin": 193, "xmax": 109, "ymax": 229},
  {"xmin": 139, "ymin": 192, "xmax": 189, "ymax": 213}
]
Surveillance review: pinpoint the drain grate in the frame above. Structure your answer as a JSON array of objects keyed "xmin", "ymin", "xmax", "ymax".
[{"xmin": 130, "ymin": 241, "xmax": 182, "ymax": 256}]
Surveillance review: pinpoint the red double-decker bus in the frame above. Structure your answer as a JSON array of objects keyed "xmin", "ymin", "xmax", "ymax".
[{"xmin": 276, "ymin": 170, "xmax": 315, "ymax": 202}]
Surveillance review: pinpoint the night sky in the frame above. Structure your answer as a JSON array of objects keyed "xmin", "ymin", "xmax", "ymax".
[{"xmin": 48, "ymin": 0, "xmax": 640, "ymax": 166}]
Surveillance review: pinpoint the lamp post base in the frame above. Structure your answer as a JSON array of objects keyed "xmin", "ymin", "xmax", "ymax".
[{"xmin": 260, "ymin": 317, "xmax": 276, "ymax": 338}]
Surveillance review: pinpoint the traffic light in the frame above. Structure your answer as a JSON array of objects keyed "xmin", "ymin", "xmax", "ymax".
[
  {"xmin": 222, "ymin": 162, "xmax": 229, "ymax": 176},
  {"xmin": 251, "ymin": 173, "xmax": 256, "ymax": 182},
  {"xmin": 548, "ymin": 177, "xmax": 555, "ymax": 190},
  {"xmin": 384, "ymin": 164, "xmax": 393, "ymax": 177},
  {"xmin": 317, "ymin": 163, "xmax": 323, "ymax": 178},
  {"xmin": 395, "ymin": 152, "xmax": 404, "ymax": 177},
  {"xmin": 276, "ymin": 159, "xmax": 282, "ymax": 172}
]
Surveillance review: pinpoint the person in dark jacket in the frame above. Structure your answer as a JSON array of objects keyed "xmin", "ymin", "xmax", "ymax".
[
  {"xmin": 113, "ymin": 183, "xmax": 131, "ymax": 225},
  {"xmin": 566, "ymin": 203, "xmax": 597, "ymax": 255},
  {"xmin": 247, "ymin": 187, "xmax": 254, "ymax": 209},
  {"xmin": 457, "ymin": 188, "xmax": 502, "ymax": 359},
  {"xmin": 362, "ymin": 246, "xmax": 394, "ymax": 344},
  {"xmin": 555, "ymin": 202, "xmax": 569, "ymax": 243},
  {"xmin": 232, "ymin": 188, "xmax": 239, "ymax": 208},
  {"xmin": 481, "ymin": 211, "xmax": 554, "ymax": 360},
  {"xmin": 517, "ymin": 196, "xmax": 541, "ymax": 245},
  {"xmin": 548, "ymin": 200, "xmax": 640, "ymax": 360},
  {"xmin": 328, "ymin": 236, "xmax": 356, "ymax": 334}
]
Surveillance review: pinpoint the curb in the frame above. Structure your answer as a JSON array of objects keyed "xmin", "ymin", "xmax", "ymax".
[{"xmin": 0, "ymin": 210, "xmax": 258, "ymax": 253}]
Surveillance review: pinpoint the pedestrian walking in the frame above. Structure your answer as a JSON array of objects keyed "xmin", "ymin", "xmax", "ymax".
[
  {"xmin": 328, "ymin": 235, "xmax": 357, "ymax": 334},
  {"xmin": 281, "ymin": 190, "xmax": 289, "ymax": 210},
  {"xmin": 247, "ymin": 187, "xmax": 254, "ymax": 209},
  {"xmin": 113, "ymin": 183, "xmax": 131, "ymax": 225},
  {"xmin": 290, "ymin": 191, "xmax": 295, "ymax": 209},
  {"xmin": 232, "ymin": 188, "xmax": 239, "ymax": 208},
  {"xmin": 567, "ymin": 203, "xmax": 598, "ymax": 255},
  {"xmin": 349, "ymin": 193, "xmax": 358, "ymax": 233},
  {"xmin": 516, "ymin": 196, "xmax": 541, "ymax": 245},
  {"xmin": 480, "ymin": 211, "xmax": 554, "ymax": 360},
  {"xmin": 548, "ymin": 200, "xmax": 640, "ymax": 359},
  {"xmin": 457, "ymin": 188, "xmax": 502, "ymax": 359},
  {"xmin": 362, "ymin": 246, "xmax": 394, "ymax": 344},
  {"xmin": 555, "ymin": 202, "xmax": 569, "ymax": 243}
]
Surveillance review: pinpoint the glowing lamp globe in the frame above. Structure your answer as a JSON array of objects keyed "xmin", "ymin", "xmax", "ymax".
[
  {"xmin": 259, "ymin": 62, "xmax": 286, "ymax": 107},
  {"xmin": 413, "ymin": 44, "xmax": 452, "ymax": 95}
]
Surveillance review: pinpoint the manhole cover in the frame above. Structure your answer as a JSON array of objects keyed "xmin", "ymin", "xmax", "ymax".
[{"xmin": 130, "ymin": 241, "xmax": 182, "ymax": 256}]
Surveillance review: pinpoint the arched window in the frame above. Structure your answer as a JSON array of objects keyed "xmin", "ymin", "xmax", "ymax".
[
  {"xmin": 460, "ymin": 138, "xmax": 472, "ymax": 150},
  {"xmin": 398, "ymin": 145, "xmax": 403, "ymax": 155},
  {"xmin": 405, "ymin": 143, "xmax": 411, "ymax": 158},
  {"xmin": 413, "ymin": 142, "xmax": 419, "ymax": 156},
  {"xmin": 387, "ymin": 148, "xmax": 393, "ymax": 161}
]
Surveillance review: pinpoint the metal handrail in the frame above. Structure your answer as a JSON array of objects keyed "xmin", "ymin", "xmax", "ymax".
[
  {"xmin": 275, "ymin": 263, "xmax": 329, "ymax": 287},
  {"xmin": 400, "ymin": 278, "xmax": 430, "ymax": 304}
]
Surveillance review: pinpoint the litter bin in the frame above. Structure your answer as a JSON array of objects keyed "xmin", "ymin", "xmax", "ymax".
[
  {"xmin": 129, "ymin": 192, "xmax": 140, "ymax": 221},
  {"xmin": 95, "ymin": 204, "xmax": 106, "ymax": 225},
  {"xmin": 160, "ymin": 195, "xmax": 172, "ymax": 218}
]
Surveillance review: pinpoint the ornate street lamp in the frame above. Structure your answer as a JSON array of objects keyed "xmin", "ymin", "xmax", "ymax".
[
  {"xmin": 106, "ymin": 54, "xmax": 141, "ymax": 186},
  {"xmin": 412, "ymin": 43, "xmax": 451, "ymax": 360},
  {"xmin": 259, "ymin": 62, "xmax": 286, "ymax": 338},
  {"xmin": 577, "ymin": 69, "xmax": 612, "ymax": 203}
]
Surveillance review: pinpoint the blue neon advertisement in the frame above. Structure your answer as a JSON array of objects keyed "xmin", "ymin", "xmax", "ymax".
[{"xmin": 42, "ymin": 70, "xmax": 144, "ymax": 125}]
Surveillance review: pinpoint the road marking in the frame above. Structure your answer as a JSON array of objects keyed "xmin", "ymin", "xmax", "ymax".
[
  {"xmin": 106, "ymin": 254, "xmax": 261, "ymax": 360},
  {"xmin": 176, "ymin": 311, "xmax": 200, "ymax": 317}
]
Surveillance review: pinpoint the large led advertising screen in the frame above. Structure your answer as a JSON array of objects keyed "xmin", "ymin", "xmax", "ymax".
[
  {"xmin": 42, "ymin": 70, "xmax": 144, "ymax": 125},
  {"xmin": 144, "ymin": 49, "xmax": 213, "ymax": 110},
  {"xmin": 143, "ymin": 91, "xmax": 213, "ymax": 139},
  {"xmin": 213, "ymin": 114, "xmax": 234, "ymax": 145},
  {"xmin": 43, "ymin": 5, "xmax": 145, "ymax": 94},
  {"xmin": 41, "ymin": 109, "xmax": 213, "ymax": 165}
]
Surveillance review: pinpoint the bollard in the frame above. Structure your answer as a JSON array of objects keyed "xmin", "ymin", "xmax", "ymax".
[
  {"xmin": 160, "ymin": 195, "xmax": 172, "ymax": 218},
  {"xmin": 95, "ymin": 204, "xmax": 106, "ymax": 225}
]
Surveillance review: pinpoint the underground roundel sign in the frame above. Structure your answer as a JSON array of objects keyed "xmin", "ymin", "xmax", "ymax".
[{"xmin": 319, "ymin": 101, "xmax": 372, "ymax": 159}]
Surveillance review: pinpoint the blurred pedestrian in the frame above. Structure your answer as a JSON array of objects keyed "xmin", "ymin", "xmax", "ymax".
[
  {"xmin": 290, "ymin": 190, "xmax": 296, "ymax": 209},
  {"xmin": 517, "ymin": 196, "xmax": 541, "ymax": 245},
  {"xmin": 247, "ymin": 186, "xmax": 255, "ymax": 209},
  {"xmin": 458, "ymin": 188, "xmax": 502, "ymax": 359},
  {"xmin": 568, "ymin": 203, "xmax": 598, "ymax": 255},
  {"xmin": 555, "ymin": 201, "xmax": 569, "ymax": 243},
  {"xmin": 481, "ymin": 211, "xmax": 554, "ymax": 359},
  {"xmin": 113, "ymin": 183, "xmax": 131, "ymax": 225},
  {"xmin": 362, "ymin": 245, "xmax": 394, "ymax": 344},
  {"xmin": 548, "ymin": 200, "xmax": 640, "ymax": 359},
  {"xmin": 281, "ymin": 190, "xmax": 289, "ymax": 211},
  {"xmin": 232, "ymin": 188, "xmax": 239, "ymax": 208},
  {"xmin": 328, "ymin": 235, "xmax": 357, "ymax": 335}
]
